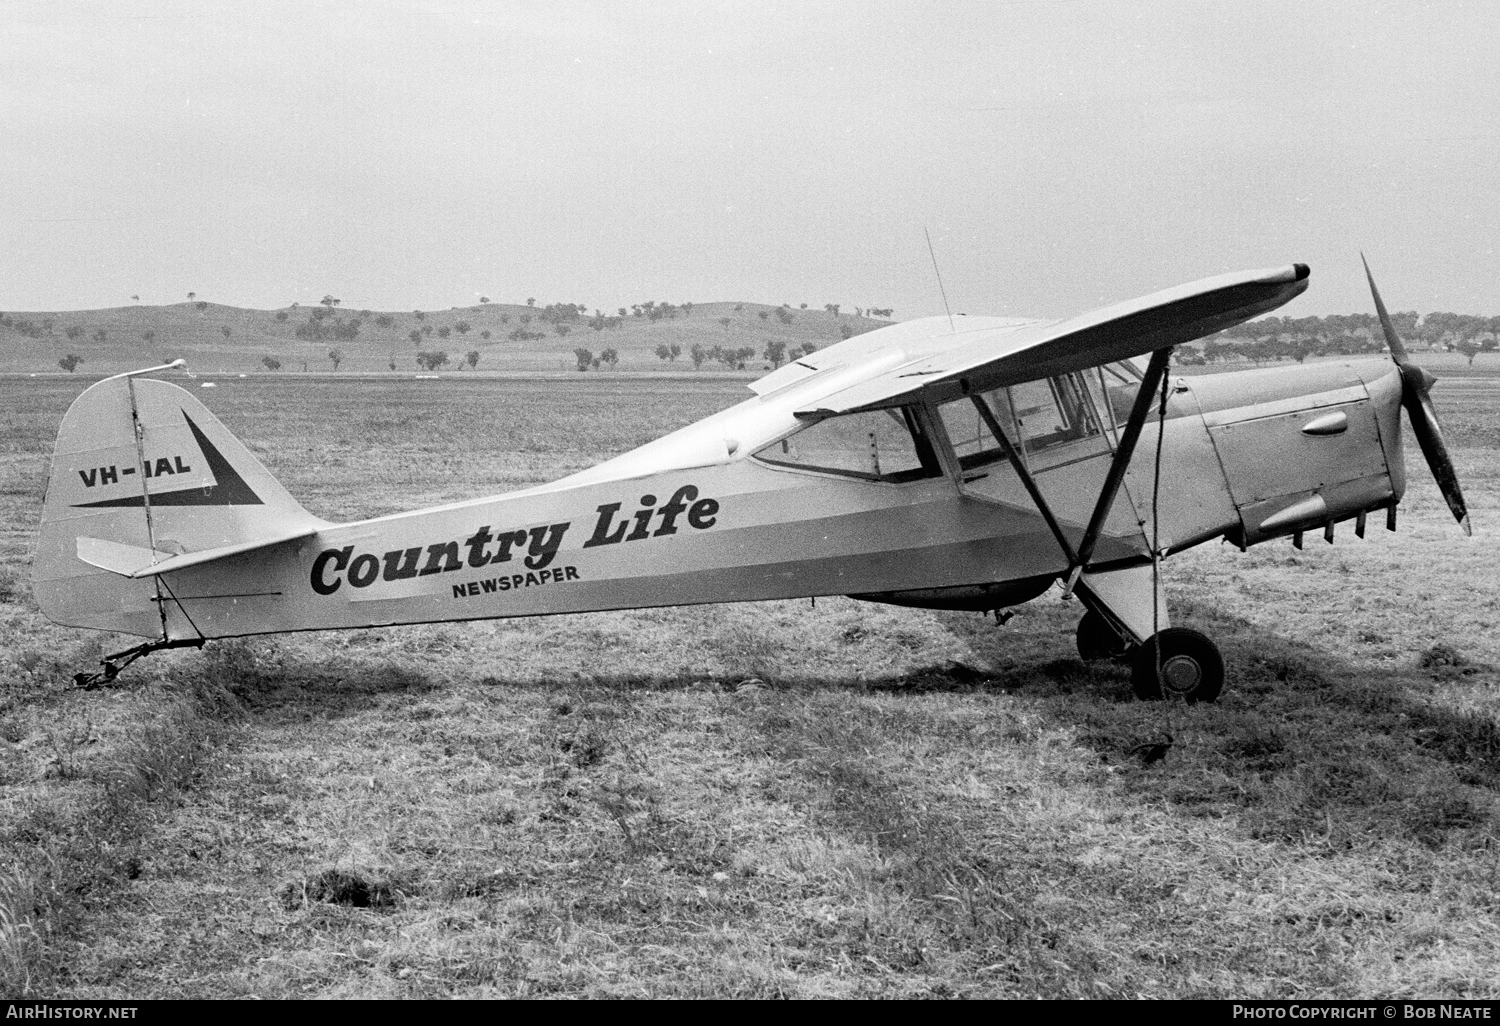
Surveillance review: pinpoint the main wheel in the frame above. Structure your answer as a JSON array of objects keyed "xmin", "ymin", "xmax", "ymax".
[
  {"xmin": 1076, "ymin": 608, "xmax": 1132, "ymax": 662},
  {"xmin": 1131, "ymin": 628, "xmax": 1224, "ymax": 703}
]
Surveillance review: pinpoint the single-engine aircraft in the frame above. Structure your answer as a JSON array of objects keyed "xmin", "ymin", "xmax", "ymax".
[{"xmin": 34, "ymin": 260, "xmax": 1470, "ymax": 701}]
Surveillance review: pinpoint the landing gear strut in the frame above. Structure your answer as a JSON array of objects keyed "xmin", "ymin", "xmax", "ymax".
[
  {"xmin": 1130, "ymin": 628, "xmax": 1224, "ymax": 704},
  {"xmin": 1075, "ymin": 608, "xmax": 1133, "ymax": 663}
]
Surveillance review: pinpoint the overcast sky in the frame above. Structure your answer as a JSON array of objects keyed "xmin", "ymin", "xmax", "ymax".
[{"xmin": 3, "ymin": 0, "xmax": 1497, "ymax": 319}]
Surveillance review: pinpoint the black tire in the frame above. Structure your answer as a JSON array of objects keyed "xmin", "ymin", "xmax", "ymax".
[
  {"xmin": 1131, "ymin": 628, "xmax": 1224, "ymax": 703},
  {"xmin": 1076, "ymin": 608, "xmax": 1132, "ymax": 662}
]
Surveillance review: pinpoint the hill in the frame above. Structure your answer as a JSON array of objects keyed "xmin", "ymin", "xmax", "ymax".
[
  {"xmin": 0, "ymin": 299, "xmax": 894, "ymax": 377},
  {"xmin": 11, "ymin": 297, "xmax": 1500, "ymax": 379}
]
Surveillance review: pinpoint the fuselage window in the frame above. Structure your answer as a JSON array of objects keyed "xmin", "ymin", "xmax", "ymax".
[{"xmin": 753, "ymin": 406, "xmax": 941, "ymax": 482}]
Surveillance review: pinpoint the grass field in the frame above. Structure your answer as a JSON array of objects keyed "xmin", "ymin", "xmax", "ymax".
[{"xmin": 1, "ymin": 366, "xmax": 1498, "ymax": 998}]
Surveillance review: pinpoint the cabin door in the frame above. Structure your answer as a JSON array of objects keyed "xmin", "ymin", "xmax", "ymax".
[{"xmin": 936, "ymin": 368, "xmax": 1151, "ymax": 568}]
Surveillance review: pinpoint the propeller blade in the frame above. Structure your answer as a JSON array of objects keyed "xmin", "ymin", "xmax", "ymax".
[
  {"xmin": 1364, "ymin": 256, "xmax": 1471, "ymax": 536},
  {"xmin": 1361, "ymin": 252, "xmax": 1411, "ymax": 365},
  {"xmin": 1406, "ymin": 379, "xmax": 1472, "ymax": 535}
]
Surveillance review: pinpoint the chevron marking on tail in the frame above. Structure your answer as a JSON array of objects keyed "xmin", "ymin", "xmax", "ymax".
[{"xmin": 70, "ymin": 413, "xmax": 265, "ymax": 508}]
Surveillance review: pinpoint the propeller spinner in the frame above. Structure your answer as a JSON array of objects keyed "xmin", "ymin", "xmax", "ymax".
[{"xmin": 1361, "ymin": 254, "xmax": 1472, "ymax": 536}]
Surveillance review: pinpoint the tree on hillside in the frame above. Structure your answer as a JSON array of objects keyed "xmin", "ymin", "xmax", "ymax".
[
  {"xmin": 187, "ymin": 292, "xmax": 195, "ymax": 301},
  {"xmin": 527, "ymin": 297, "xmax": 535, "ymax": 307},
  {"xmin": 776, "ymin": 309, "xmax": 794, "ymax": 325},
  {"xmin": 275, "ymin": 310, "xmax": 289, "ymax": 322},
  {"xmin": 408, "ymin": 329, "xmax": 422, "ymax": 344},
  {"xmin": 719, "ymin": 317, "xmax": 731, "ymax": 330},
  {"xmin": 131, "ymin": 294, "xmax": 139, "ymax": 302},
  {"xmin": 455, "ymin": 320, "xmax": 470, "ymax": 335},
  {"xmin": 416, "ymin": 351, "xmax": 449, "ymax": 371},
  {"xmin": 1201, "ymin": 338, "xmax": 1231, "ymax": 363},
  {"xmin": 654, "ymin": 343, "xmax": 673, "ymax": 362},
  {"xmin": 375, "ymin": 314, "xmax": 394, "ymax": 328},
  {"xmin": 414, "ymin": 310, "xmax": 425, "ymax": 320},
  {"xmin": 321, "ymin": 295, "xmax": 341, "ymax": 309},
  {"xmin": 555, "ymin": 324, "xmax": 571, "ymax": 337},
  {"xmin": 437, "ymin": 326, "xmax": 451, "ymax": 339},
  {"xmin": 328, "ymin": 348, "xmax": 344, "ymax": 371},
  {"xmin": 758, "ymin": 310, "xmax": 769, "ymax": 320},
  {"xmin": 261, "ymin": 356, "xmax": 281, "ymax": 371},
  {"xmin": 465, "ymin": 350, "xmax": 480, "ymax": 370},
  {"xmin": 618, "ymin": 308, "xmax": 627, "ymax": 318},
  {"xmin": 480, "ymin": 330, "xmax": 491, "ymax": 340},
  {"xmin": 480, "ymin": 296, "xmax": 490, "ymax": 304},
  {"xmin": 764, "ymin": 340, "xmax": 787, "ymax": 368},
  {"xmin": 58, "ymin": 354, "xmax": 83, "ymax": 373},
  {"xmin": 221, "ymin": 326, "xmax": 231, "ymax": 339},
  {"xmin": 65, "ymin": 325, "xmax": 83, "ymax": 340},
  {"xmin": 690, "ymin": 342, "xmax": 707, "ymax": 369},
  {"xmin": 1457, "ymin": 339, "xmax": 1482, "ymax": 366},
  {"xmin": 825, "ymin": 303, "xmax": 840, "ymax": 315},
  {"xmin": 573, "ymin": 347, "xmax": 593, "ymax": 372},
  {"xmin": 142, "ymin": 330, "xmax": 156, "ymax": 344},
  {"xmin": 598, "ymin": 347, "xmax": 618, "ymax": 368},
  {"xmin": 92, "ymin": 329, "xmax": 107, "ymax": 343},
  {"xmin": 196, "ymin": 302, "xmax": 208, "ymax": 312}
]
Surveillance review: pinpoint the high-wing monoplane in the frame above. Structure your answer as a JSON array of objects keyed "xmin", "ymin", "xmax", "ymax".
[{"xmin": 34, "ymin": 260, "xmax": 1470, "ymax": 701}]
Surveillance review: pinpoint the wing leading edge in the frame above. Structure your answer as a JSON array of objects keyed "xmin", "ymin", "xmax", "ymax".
[{"xmin": 794, "ymin": 263, "xmax": 1310, "ymax": 418}]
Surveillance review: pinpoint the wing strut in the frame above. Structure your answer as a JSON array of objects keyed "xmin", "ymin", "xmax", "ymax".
[
  {"xmin": 1065, "ymin": 346, "xmax": 1174, "ymax": 592},
  {"xmin": 971, "ymin": 396, "xmax": 1079, "ymax": 565}
]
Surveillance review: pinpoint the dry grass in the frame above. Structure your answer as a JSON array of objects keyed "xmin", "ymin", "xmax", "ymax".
[
  {"xmin": 0, "ymin": 865, "xmax": 42, "ymax": 996},
  {"xmin": 1, "ymin": 373, "xmax": 1498, "ymax": 997}
]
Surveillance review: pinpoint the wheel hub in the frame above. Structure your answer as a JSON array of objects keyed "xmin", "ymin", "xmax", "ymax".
[{"xmin": 1160, "ymin": 654, "xmax": 1202, "ymax": 694}]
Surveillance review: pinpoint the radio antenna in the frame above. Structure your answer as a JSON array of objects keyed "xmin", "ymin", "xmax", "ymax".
[{"xmin": 924, "ymin": 227, "xmax": 956, "ymax": 333}]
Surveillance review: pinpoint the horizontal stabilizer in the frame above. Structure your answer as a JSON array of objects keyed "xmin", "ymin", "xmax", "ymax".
[
  {"xmin": 76, "ymin": 524, "xmax": 318, "ymax": 579},
  {"xmin": 76, "ymin": 537, "xmax": 176, "ymax": 577}
]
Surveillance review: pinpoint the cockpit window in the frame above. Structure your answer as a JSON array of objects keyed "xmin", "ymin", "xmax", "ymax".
[
  {"xmin": 937, "ymin": 388, "xmax": 1011, "ymax": 469},
  {"xmin": 1088, "ymin": 361, "xmax": 1144, "ymax": 427},
  {"xmin": 1009, "ymin": 374, "xmax": 1103, "ymax": 451},
  {"xmin": 937, "ymin": 371, "xmax": 1110, "ymax": 470},
  {"xmin": 753, "ymin": 407, "xmax": 941, "ymax": 482}
]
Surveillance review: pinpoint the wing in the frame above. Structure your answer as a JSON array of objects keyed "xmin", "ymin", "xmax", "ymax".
[{"xmin": 773, "ymin": 263, "xmax": 1309, "ymax": 418}]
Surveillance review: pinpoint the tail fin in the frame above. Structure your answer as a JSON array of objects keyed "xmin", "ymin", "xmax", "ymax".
[{"xmin": 34, "ymin": 370, "xmax": 325, "ymax": 638}]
